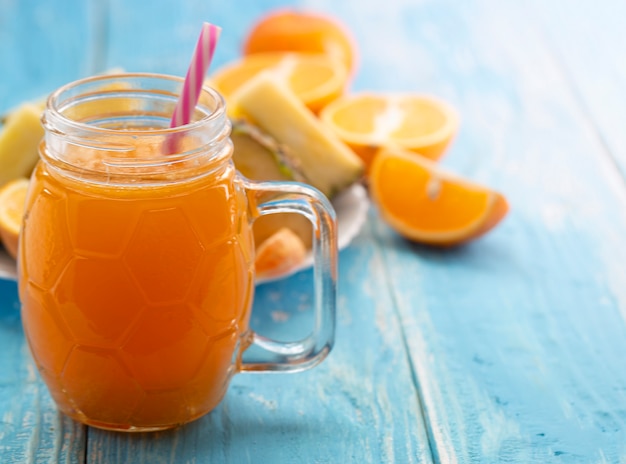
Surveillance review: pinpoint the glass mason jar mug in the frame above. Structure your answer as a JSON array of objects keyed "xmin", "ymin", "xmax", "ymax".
[{"xmin": 18, "ymin": 73, "xmax": 337, "ymax": 432}]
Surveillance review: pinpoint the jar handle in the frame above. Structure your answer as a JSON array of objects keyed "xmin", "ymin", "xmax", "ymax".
[{"xmin": 241, "ymin": 178, "xmax": 337, "ymax": 372}]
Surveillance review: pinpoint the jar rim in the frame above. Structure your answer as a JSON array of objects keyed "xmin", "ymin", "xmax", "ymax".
[
  {"xmin": 41, "ymin": 72, "xmax": 233, "ymax": 185},
  {"xmin": 46, "ymin": 72, "xmax": 226, "ymax": 136}
]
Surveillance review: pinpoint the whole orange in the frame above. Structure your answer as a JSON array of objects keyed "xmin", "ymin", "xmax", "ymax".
[{"xmin": 243, "ymin": 10, "xmax": 357, "ymax": 75}]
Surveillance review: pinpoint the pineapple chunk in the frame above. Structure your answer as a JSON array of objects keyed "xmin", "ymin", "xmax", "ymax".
[
  {"xmin": 231, "ymin": 120, "xmax": 313, "ymax": 249},
  {"xmin": 231, "ymin": 119, "xmax": 308, "ymax": 183},
  {"xmin": 0, "ymin": 103, "xmax": 44, "ymax": 187},
  {"xmin": 232, "ymin": 72, "xmax": 364, "ymax": 198}
]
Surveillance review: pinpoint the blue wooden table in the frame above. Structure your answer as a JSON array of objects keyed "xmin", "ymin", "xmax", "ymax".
[{"xmin": 2, "ymin": 0, "xmax": 626, "ymax": 462}]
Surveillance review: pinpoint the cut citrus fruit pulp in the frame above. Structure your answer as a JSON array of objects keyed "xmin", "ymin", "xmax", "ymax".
[
  {"xmin": 370, "ymin": 147, "xmax": 508, "ymax": 246},
  {"xmin": 209, "ymin": 52, "xmax": 348, "ymax": 114},
  {"xmin": 242, "ymin": 10, "xmax": 357, "ymax": 75},
  {"xmin": 320, "ymin": 93, "xmax": 458, "ymax": 169},
  {"xmin": 0, "ymin": 177, "xmax": 30, "ymax": 259},
  {"xmin": 255, "ymin": 227, "xmax": 308, "ymax": 280}
]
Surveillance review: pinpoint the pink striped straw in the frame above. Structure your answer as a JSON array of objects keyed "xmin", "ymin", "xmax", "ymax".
[{"xmin": 169, "ymin": 22, "xmax": 221, "ymax": 129}]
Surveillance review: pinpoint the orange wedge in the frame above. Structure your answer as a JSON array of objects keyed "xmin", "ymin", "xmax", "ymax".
[
  {"xmin": 320, "ymin": 93, "xmax": 458, "ymax": 169},
  {"xmin": 208, "ymin": 52, "xmax": 348, "ymax": 114},
  {"xmin": 0, "ymin": 178, "xmax": 29, "ymax": 259},
  {"xmin": 255, "ymin": 227, "xmax": 308, "ymax": 280},
  {"xmin": 370, "ymin": 147, "xmax": 508, "ymax": 246}
]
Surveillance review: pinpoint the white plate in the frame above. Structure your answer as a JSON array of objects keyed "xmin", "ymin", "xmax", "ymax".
[{"xmin": 0, "ymin": 183, "xmax": 370, "ymax": 284}]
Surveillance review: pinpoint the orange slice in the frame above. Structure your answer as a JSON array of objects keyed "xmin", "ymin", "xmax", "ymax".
[
  {"xmin": 255, "ymin": 227, "xmax": 308, "ymax": 280},
  {"xmin": 370, "ymin": 147, "xmax": 508, "ymax": 246},
  {"xmin": 0, "ymin": 178, "xmax": 29, "ymax": 259},
  {"xmin": 320, "ymin": 93, "xmax": 458, "ymax": 169},
  {"xmin": 242, "ymin": 9, "xmax": 357, "ymax": 75},
  {"xmin": 208, "ymin": 52, "xmax": 348, "ymax": 114}
]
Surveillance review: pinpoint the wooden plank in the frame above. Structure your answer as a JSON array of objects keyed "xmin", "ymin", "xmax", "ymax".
[
  {"xmin": 0, "ymin": 278, "xmax": 86, "ymax": 463},
  {"xmin": 528, "ymin": 0, "xmax": 626, "ymax": 178},
  {"xmin": 0, "ymin": 0, "xmax": 104, "ymax": 113},
  {"xmin": 358, "ymin": 0, "xmax": 626, "ymax": 461},
  {"xmin": 103, "ymin": 0, "xmax": 274, "ymax": 75}
]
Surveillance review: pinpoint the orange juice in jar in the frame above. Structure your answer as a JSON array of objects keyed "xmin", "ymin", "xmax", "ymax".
[{"xmin": 18, "ymin": 74, "xmax": 337, "ymax": 432}]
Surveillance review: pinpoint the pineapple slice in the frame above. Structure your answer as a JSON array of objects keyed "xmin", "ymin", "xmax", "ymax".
[
  {"xmin": 231, "ymin": 119, "xmax": 313, "ymax": 249},
  {"xmin": 231, "ymin": 119, "xmax": 308, "ymax": 183},
  {"xmin": 0, "ymin": 103, "xmax": 44, "ymax": 187},
  {"xmin": 232, "ymin": 71, "xmax": 364, "ymax": 198}
]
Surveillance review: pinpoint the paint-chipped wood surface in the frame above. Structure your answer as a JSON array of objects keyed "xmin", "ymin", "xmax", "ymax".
[{"xmin": 2, "ymin": 0, "xmax": 626, "ymax": 462}]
